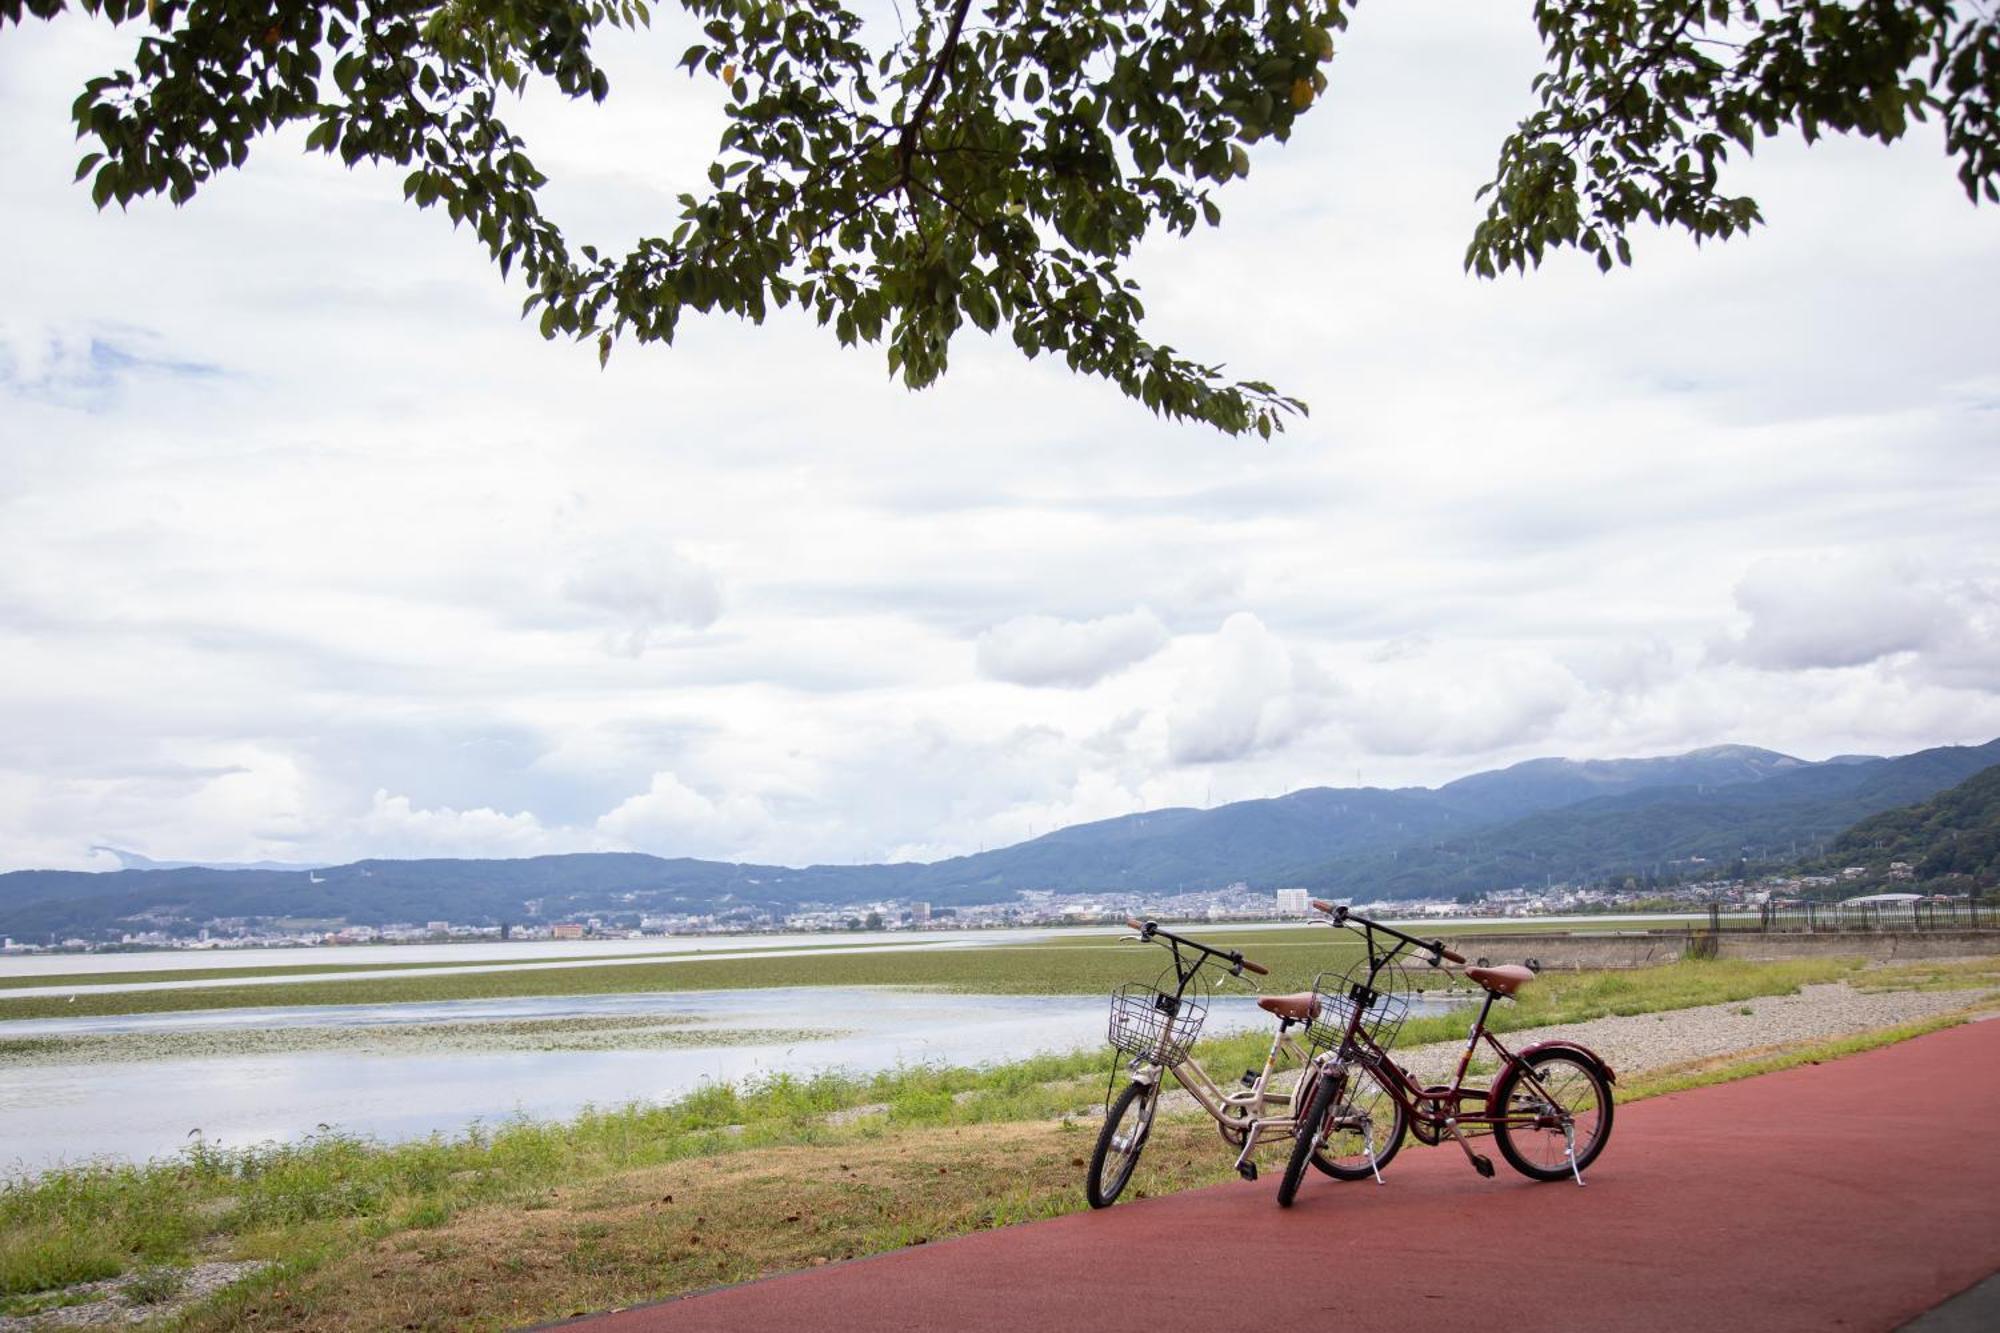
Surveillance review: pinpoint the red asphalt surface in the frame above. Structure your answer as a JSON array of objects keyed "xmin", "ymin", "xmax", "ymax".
[{"xmin": 565, "ymin": 1019, "xmax": 2000, "ymax": 1333}]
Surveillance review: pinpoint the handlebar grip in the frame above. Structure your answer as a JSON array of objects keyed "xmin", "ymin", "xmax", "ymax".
[
  {"xmin": 1238, "ymin": 957, "xmax": 1269, "ymax": 976},
  {"xmin": 1437, "ymin": 945, "xmax": 1466, "ymax": 964},
  {"xmin": 1310, "ymin": 899, "xmax": 1335, "ymax": 914},
  {"xmin": 1124, "ymin": 917, "xmax": 1152, "ymax": 936}
]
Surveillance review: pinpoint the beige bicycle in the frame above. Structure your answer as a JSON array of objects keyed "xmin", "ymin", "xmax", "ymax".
[{"xmin": 1086, "ymin": 917, "xmax": 1372, "ymax": 1207}]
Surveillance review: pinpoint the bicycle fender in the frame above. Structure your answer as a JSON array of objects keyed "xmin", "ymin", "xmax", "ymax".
[{"xmin": 1508, "ymin": 1039, "xmax": 1617, "ymax": 1084}]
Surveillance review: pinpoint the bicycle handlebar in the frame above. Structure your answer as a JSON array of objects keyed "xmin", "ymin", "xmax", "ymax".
[
  {"xmin": 1309, "ymin": 899, "xmax": 1464, "ymax": 964},
  {"xmin": 1124, "ymin": 918, "xmax": 1267, "ymax": 976}
]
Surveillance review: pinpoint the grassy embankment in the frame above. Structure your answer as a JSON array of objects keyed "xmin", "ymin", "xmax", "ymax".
[
  {"xmin": 7, "ymin": 952, "xmax": 1964, "ymax": 1329},
  {"xmin": 0, "ymin": 920, "xmax": 1678, "ymax": 1021}
]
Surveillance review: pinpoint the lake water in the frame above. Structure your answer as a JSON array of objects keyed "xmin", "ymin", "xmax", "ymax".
[
  {"xmin": 0, "ymin": 915, "xmax": 1691, "ymax": 1173},
  {"xmin": 0, "ymin": 986, "xmax": 1467, "ymax": 1174}
]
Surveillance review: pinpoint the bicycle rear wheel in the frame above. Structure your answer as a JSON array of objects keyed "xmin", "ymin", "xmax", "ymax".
[
  {"xmin": 1087, "ymin": 1080, "xmax": 1159, "ymax": 1208},
  {"xmin": 1490, "ymin": 1051, "xmax": 1614, "ymax": 1181},
  {"xmin": 1310, "ymin": 1061, "xmax": 1406, "ymax": 1180}
]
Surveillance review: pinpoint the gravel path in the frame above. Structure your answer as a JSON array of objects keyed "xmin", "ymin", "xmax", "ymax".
[
  {"xmin": 0, "ymin": 1262, "xmax": 265, "ymax": 1331},
  {"xmin": 1149, "ymin": 979, "xmax": 1995, "ymax": 1119},
  {"xmin": 1393, "ymin": 981, "xmax": 1996, "ymax": 1083}
]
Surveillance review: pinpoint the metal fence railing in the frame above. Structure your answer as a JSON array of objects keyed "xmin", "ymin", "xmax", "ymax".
[{"xmin": 1745, "ymin": 900, "xmax": 2000, "ymax": 933}]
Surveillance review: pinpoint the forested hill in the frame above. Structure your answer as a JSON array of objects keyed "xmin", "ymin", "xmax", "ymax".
[
  {"xmin": 1286, "ymin": 738, "xmax": 2000, "ymax": 900},
  {"xmin": 2, "ymin": 738, "xmax": 1995, "ymax": 939},
  {"xmin": 1826, "ymin": 763, "xmax": 2000, "ymax": 892}
]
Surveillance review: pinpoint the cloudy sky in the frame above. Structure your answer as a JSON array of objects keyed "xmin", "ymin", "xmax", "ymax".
[{"xmin": 2, "ymin": 3, "xmax": 1996, "ymax": 873}]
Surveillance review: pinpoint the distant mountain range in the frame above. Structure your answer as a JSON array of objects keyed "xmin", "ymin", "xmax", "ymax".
[
  {"xmin": 4, "ymin": 738, "xmax": 1996, "ymax": 940},
  {"xmin": 1288, "ymin": 739, "xmax": 2000, "ymax": 898}
]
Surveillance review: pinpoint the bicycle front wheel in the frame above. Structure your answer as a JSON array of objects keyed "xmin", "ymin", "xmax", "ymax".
[
  {"xmin": 1276, "ymin": 1064, "xmax": 1342, "ymax": 1208},
  {"xmin": 1490, "ymin": 1051, "xmax": 1614, "ymax": 1181},
  {"xmin": 1310, "ymin": 1060, "xmax": 1406, "ymax": 1181},
  {"xmin": 1087, "ymin": 1080, "xmax": 1159, "ymax": 1208}
]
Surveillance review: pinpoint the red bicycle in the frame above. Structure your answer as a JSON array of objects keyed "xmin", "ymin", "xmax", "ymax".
[{"xmin": 1275, "ymin": 901, "xmax": 1616, "ymax": 1207}]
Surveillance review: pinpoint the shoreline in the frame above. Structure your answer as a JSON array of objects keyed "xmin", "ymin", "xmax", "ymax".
[{"xmin": 3, "ymin": 958, "xmax": 1994, "ymax": 1330}]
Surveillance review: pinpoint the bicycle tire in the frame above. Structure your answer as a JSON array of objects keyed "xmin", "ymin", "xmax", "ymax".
[
  {"xmin": 1310, "ymin": 1060, "xmax": 1407, "ymax": 1180},
  {"xmin": 1086, "ymin": 1080, "xmax": 1158, "ymax": 1208},
  {"xmin": 1276, "ymin": 1065, "xmax": 1342, "ymax": 1208},
  {"xmin": 1490, "ymin": 1050, "xmax": 1614, "ymax": 1182}
]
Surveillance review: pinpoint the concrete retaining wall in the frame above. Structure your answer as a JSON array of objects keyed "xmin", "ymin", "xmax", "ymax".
[
  {"xmin": 1436, "ymin": 932, "xmax": 1688, "ymax": 971},
  {"xmin": 1715, "ymin": 929, "xmax": 2000, "ymax": 963}
]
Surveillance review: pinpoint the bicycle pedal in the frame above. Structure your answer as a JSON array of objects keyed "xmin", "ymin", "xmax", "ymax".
[
  {"xmin": 1240, "ymin": 1070, "xmax": 1258, "ymax": 1087},
  {"xmin": 1237, "ymin": 1161, "xmax": 1259, "ymax": 1182},
  {"xmin": 1471, "ymin": 1154, "xmax": 1494, "ymax": 1179}
]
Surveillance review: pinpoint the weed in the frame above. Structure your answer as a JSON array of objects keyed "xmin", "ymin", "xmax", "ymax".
[
  {"xmin": 0, "ymin": 1226, "xmax": 124, "ymax": 1299},
  {"xmin": 125, "ymin": 1264, "xmax": 186, "ymax": 1304}
]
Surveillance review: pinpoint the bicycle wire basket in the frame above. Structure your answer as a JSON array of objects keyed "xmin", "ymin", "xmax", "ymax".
[
  {"xmin": 1302, "ymin": 961, "xmax": 1413, "ymax": 1056},
  {"xmin": 1107, "ymin": 979, "xmax": 1209, "ymax": 1065}
]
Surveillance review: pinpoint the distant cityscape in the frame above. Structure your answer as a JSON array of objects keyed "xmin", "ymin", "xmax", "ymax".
[{"xmin": 0, "ymin": 862, "xmax": 1951, "ymax": 956}]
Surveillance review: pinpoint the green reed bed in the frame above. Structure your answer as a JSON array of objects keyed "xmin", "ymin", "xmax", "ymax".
[
  {"xmin": 0, "ymin": 931, "xmax": 1365, "ymax": 1020},
  {"xmin": 0, "ymin": 918, "xmax": 1721, "ymax": 1020}
]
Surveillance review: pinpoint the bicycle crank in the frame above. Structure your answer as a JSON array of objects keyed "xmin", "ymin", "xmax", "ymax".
[
  {"xmin": 1230, "ymin": 1119, "xmax": 1265, "ymax": 1181},
  {"xmin": 1443, "ymin": 1117, "xmax": 1495, "ymax": 1178}
]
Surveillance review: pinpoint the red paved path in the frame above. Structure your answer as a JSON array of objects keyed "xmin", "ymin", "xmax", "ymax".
[{"xmin": 564, "ymin": 1019, "xmax": 2000, "ymax": 1332}]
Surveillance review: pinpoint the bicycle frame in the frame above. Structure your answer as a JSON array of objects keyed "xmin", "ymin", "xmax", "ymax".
[
  {"xmin": 1115, "ymin": 922, "xmax": 1313, "ymax": 1178},
  {"xmin": 1128, "ymin": 1017, "xmax": 1313, "ymax": 1175},
  {"xmin": 1316, "ymin": 967, "xmax": 1608, "ymax": 1181},
  {"xmin": 1298, "ymin": 904, "xmax": 1614, "ymax": 1185}
]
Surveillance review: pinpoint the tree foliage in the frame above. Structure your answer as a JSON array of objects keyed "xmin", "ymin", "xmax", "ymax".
[
  {"xmin": 1829, "ymin": 761, "xmax": 2000, "ymax": 891},
  {"xmin": 1472, "ymin": 1, "xmax": 2000, "ymax": 276},
  {"xmin": 4, "ymin": 0, "xmax": 1995, "ymax": 434}
]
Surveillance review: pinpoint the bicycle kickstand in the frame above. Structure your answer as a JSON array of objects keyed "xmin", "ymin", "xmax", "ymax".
[
  {"xmin": 1562, "ymin": 1122, "xmax": 1586, "ymax": 1188},
  {"xmin": 1364, "ymin": 1131, "xmax": 1386, "ymax": 1187}
]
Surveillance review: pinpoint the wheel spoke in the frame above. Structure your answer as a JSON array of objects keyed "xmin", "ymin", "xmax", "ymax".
[
  {"xmin": 1312, "ymin": 1062, "xmax": 1405, "ymax": 1178},
  {"xmin": 1500, "ymin": 1055, "xmax": 1607, "ymax": 1174}
]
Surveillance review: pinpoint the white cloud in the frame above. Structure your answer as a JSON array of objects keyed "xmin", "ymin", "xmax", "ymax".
[
  {"xmin": 1335, "ymin": 646, "xmax": 1581, "ymax": 757},
  {"xmin": 559, "ymin": 542, "xmax": 724, "ymax": 656},
  {"xmin": 355, "ymin": 791, "xmax": 570, "ymax": 860},
  {"xmin": 975, "ymin": 607, "xmax": 1170, "ymax": 687},
  {"xmin": 1718, "ymin": 554, "xmax": 1949, "ymax": 670},
  {"xmin": 593, "ymin": 771, "xmax": 772, "ymax": 860},
  {"xmin": 1168, "ymin": 614, "xmax": 1322, "ymax": 764}
]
